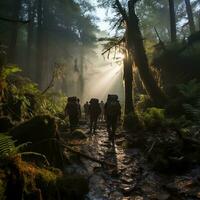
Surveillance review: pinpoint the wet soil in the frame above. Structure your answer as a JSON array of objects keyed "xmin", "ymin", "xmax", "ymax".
[{"xmin": 62, "ymin": 122, "xmax": 200, "ymax": 200}]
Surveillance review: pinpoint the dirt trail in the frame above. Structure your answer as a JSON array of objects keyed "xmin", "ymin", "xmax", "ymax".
[{"xmin": 63, "ymin": 123, "xmax": 200, "ymax": 200}]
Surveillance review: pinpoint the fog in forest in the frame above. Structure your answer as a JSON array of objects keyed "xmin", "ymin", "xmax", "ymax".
[{"xmin": 0, "ymin": 0, "xmax": 126, "ymax": 106}]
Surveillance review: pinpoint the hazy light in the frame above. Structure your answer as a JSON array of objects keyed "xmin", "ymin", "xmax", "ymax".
[{"xmin": 83, "ymin": 63, "xmax": 123, "ymax": 102}]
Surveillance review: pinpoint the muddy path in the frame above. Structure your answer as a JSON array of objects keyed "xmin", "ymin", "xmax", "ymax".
[{"xmin": 62, "ymin": 123, "xmax": 200, "ymax": 200}]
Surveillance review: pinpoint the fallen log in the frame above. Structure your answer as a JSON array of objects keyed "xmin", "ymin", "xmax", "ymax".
[{"xmin": 60, "ymin": 142, "xmax": 116, "ymax": 167}]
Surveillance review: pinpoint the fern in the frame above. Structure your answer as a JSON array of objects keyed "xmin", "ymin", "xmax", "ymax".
[
  {"xmin": 0, "ymin": 134, "xmax": 17, "ymax": 157},
  {"xmin": 177, "ymin": 79, "xmax": 200, "ymax": 100},
  {"xmin": 183, "ymin": 103, "xmax": 200, "ymax": 124},
  {"xmin": 0, "ymin": 134, "xmax": 49, "ymax": 166}
]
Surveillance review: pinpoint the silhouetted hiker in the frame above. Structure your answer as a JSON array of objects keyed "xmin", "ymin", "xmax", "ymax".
[
  {"xmin": 100, "ymin": 100, "xmax": 105, "ymax": 121},
  {"xmin": 104, "ymin": 95, "xmax": 121, "ymax": 143},
  {"xmin": 84, "ymin": 101, "xmax": 89, "ymax": 121},
  {"xmin": 77, "ymin": 98, "xmax": 81, "ymax": 119},
  {"xmin": 89, "ymin": 98, "xmax": 101, "ymax": 133},
  {"xmin": 65, "ymin": 97, "xmax": 79, "ymax": 132}
]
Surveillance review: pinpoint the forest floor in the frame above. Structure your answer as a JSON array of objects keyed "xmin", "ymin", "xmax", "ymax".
[{"xmin": 61, "ymin": 122, "xmax": 200, "ymax": 200}]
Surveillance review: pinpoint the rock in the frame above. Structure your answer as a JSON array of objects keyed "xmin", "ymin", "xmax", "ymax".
[
  {"xmin": 0, "ymin": 117, "xmax": 14, "ymax": 132},
  {"xmin": 10, "ymin": 115, "xmax": 59, "ymax": 144},
  {"xmin": 66, "ymin": 129, "xmax": 87, "ymax": 140},
  {"xmin": 10, "ymin": 115, "xmax": 63, "ymax": 169}
]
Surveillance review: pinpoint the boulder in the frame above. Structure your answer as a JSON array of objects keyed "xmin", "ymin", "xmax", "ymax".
[
  {"xmin": 10, "ymin": 115, "xmax": 63, "ymax": 169},
  {"xmin": 66, "ymin": 129, "xmax": 87, "ymax": 140},
  {"xmin": 10, "ymin": 115, "xmax": 59, "ymax": 144}
]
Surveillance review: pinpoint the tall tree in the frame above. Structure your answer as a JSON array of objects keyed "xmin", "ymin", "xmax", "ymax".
[
  {"xmin": 168, "ymin": 0, "xmax": 177, "ymax": 42},
  {"xmin": 115, "ymin": 0, "xmax": 167, "ymax": 106},
  {"xmin": 26, "ymin": 0, "xmax": 35, "ymax": 77},
  {"xmin": 8, "ymin": 0, "xmax": 22, "ymax": 62},
  {"xmin": 184, "ymin": 0, "xmax": 195, "ymax": 33}
]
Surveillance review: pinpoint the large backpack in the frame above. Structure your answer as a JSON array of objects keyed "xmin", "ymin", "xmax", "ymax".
[
  {"xmin": 106, "ymin": 95, "xmax": 121, "ymax": 117},
  {"xmin": 66, "ymin": 97, "xmax": 78, "ymax": 116},
  {"xmin": 89, "ymin": 98, "xmax": 101, "ymax": 116}
]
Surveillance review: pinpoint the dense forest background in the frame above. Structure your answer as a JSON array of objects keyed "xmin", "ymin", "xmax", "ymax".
[
  {"xmin": 0, "ymin": 0, "xmax": 100, "ymax": 99},
  {"xmin": 1, "ymin": 0, "xmax": 200, "ymax": 102}
]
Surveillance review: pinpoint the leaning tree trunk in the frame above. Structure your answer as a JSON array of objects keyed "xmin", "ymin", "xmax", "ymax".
[
  {"xmin": 127, "ymin": 0, "xmax": 167, "ymax": 106},
  {"xmin": 123, "ymin": 51, "xmax": 134, "ymax": 115},
  {"xmin": 185, "ymin": 0, "xmax": 195, "ymax": 33},
  {"xmin": 168, "ymin": 0, "xmax": 177, "ymax": 42}
]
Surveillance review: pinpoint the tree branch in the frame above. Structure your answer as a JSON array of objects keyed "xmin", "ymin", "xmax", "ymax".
[
  {"xmin": 102, "ymin": 38, "xmax": 124, "ymax": 55},
  {"xmin": 114, "ymin": 0, "xmax": 128, "ymax": 22}
]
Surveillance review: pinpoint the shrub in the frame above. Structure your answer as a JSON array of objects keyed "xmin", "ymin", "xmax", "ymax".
[
  {"xmin": 135, "ymin": 94, "xmax": 154, "ymax": 113},
  {"xmin": 141, "ymin": 107, "xmax": 165, "ymax": 130}
]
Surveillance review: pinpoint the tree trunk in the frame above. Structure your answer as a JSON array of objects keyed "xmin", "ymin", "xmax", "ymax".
[
  {"xmin": 127, "ymin": 0, "xmax": 167, "ymax": 106},
  {"xmin": 26, "ymin": 1, "xmax": 34, "ymax": 78},
  {"xmin": 36, "ymin": 0, "xmax": 42, "ymax": 85},
  {"xmin": 185, "ymin": 0, "xmax": 195, "ymax": 33},
  {"xmin": 7, "ymin": 0, "xmax": 22, "ymax": 62},
  {"xmin": 168, "ymin": 0, "xmax": 177, "ymax": 42},
  {"xmin": 36, "ymin": 0, "xmax": 48, "ymax": 88},
  {"xmin": 123, "ymin": 52, "xmax": 134, "ymax": 115}
]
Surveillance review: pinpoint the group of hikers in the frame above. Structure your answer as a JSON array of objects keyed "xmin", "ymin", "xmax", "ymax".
[{"xmin": 65, "ymin": 95, "xmax": 121, "ymax": 140}]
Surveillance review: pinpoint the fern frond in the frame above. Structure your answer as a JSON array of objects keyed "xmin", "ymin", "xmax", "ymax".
[{"xmin": 0, "ymin": 134, "xmax": 17, "ymax": 157}]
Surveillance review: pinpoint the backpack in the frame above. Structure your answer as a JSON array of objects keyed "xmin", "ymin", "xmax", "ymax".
[
  {"xmin": 89, "ymin": 98, "xmax": 101, "ymax": 116},
  {"xmin": 105, "ymin": 95, "xmax": 121, "ymax": 117},
  {"xmin": 66, "ymin": 97, "xmax": 78, "ymax": 116}
]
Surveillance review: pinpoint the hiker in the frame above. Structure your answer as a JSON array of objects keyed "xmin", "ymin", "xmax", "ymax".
[
  {"xmin": 100, "ymin": 100, "xmax": 105, "ymax": 121},
  {"xmin": 65, "ymin": 97, "xmax": 79, "ymax": 132},
  {"xmin": 77, "ymin": 98, "xmax": 82, "ymax": 119},
  {"xmin": 104, "ymin": 94, "xmax": 121, "ymax": 143},
  {"xmin": 84, "ymin": 101, "xmax": 89, "ymax": 121},
  {"xmin": 88, "ymin": 98, "xmax": 101, "ymax": 133}
]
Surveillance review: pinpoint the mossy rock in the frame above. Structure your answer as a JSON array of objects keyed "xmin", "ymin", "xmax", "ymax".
[
  {"xmin": 67, "ymin": 129, "xmax": 87, "ymax": 140},
  {"xmin": 35, "ymin": 173, "xmax": 88, "ymax": 200},
  {"xmin": 10, "ymin": 115, "xmax": 59, "ymax": 144},
  {"xmin": 10, "ymin": 115, "xmax": 64, "ymax": 169}
]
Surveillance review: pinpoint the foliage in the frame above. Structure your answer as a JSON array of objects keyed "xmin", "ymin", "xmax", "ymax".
[
  {"xmin": 140, "ymin": 107, "xmax": 166, "ymax": 130},
  {"xmin": 135, "ymin": 94, "xmax": 154, "ymax": 112},
  {"xmin": 0, "ymin": 134, "xmax": 20, "ymax": 157},
  {"xmin": 1, "ymin": 65, "xmax": 21, "ymax": 80},
  {"xmin": 0, "ymin": 65, "xmax": 21, "ymax": 92},
  {"xmin": 183, "ymin": 102, "xmax": 200, "ymax": 124},
  {"xmin": 0, "ymin": 64, "xmax": 67, "ymax": 120},
  {"xmin": 38, "ymin": 92, "xmax": 67, "ymax": 117},
  {"xmin": 164, "ymin": 79, "xmax": 200, "ymax": 118},
  {"xmin": 152, "ymin": 41, "xmax": 200, "ymax": 92},
  {"xmin": 177, "ymin": 79, "xmax": 200, "ymax": 102}
]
